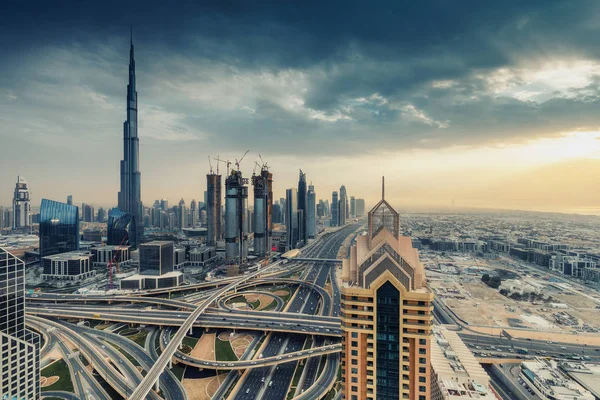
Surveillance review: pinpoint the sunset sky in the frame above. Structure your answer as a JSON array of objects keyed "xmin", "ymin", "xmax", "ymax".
[{"xmin": 2, "ymin": 1, "xmax": 600, "ymax": 213}]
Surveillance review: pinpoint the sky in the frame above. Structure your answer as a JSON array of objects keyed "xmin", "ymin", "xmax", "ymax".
[{"xmin": 2, "ymin": 1, "xmax": 600, "ymax": 214}]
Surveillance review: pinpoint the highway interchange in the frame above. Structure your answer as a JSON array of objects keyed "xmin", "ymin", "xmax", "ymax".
[{"xmin": 28, "ymin": 220, "xmax": 600, "ymax": 399}]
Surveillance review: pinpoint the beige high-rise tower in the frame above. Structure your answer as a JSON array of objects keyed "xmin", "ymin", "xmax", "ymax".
[{"xmin": 341, "ymin": 177, "xmax": 434, "ymax": 400}]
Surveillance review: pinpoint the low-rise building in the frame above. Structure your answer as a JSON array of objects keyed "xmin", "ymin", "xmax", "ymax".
[
  {"xmin": 120, "ymin": 271, "xmax": 183, "ymax": 290},
  {"xmin": 90, "ymin": 245, "xmax": 132, "ymax": 266},
  {"xmin": 41, "ymin": 251, "xmax": 96, "ymax": 281},
  {"xmin": 188, "ymin": 246, "xmax": 217, "ymax": 267},
  {"xmin": 430, "ymin": 326, "xmax": 498, "ymax": 400},
  {"xmin": 520, "ymin": 358, "xmax": 594, "ymax": 400}
]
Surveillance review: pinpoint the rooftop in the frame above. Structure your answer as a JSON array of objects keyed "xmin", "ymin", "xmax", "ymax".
[{"xmin": 42, "ymin": 250, "xmax": 93, "ymax": 261}]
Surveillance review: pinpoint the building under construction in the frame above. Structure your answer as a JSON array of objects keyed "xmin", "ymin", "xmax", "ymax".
[
  {"xmin": 252, "ymin": 166, "xmax": 273, "ymax": 258},
  {"xmin": 206, "ymin": 173, "xmax": 222, "ymax": 246},
  {"xmin": 225, "ymin": 169, "xmax": 248, "ymax": 264}
]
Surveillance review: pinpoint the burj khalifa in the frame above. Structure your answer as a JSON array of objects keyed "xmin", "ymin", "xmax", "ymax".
[{"xmin": 118, "ymin": 34, "xmax": 143, "ymax": 245}]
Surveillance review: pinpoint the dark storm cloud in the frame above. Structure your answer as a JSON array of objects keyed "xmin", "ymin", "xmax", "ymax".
[{"xmin": 3, "ymin": 0, "xmax": 600, "ymax": 157}]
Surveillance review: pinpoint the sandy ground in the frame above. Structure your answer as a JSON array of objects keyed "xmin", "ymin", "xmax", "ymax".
[
  {"xmin": 468, "ymin": 325, "xmax": 600, "ymax": 346},
  {"xmin": 182, "ymin": 373, "xmax": 228, "ymax": 400},
  {"xmin": 43, "ymin": 347, "xmax": 62, "ymax": 362},
  {"xmin": 244, "ymin": 293, "xmax": 275, "ymax": 310},
  {"xmin": 274, "ymin": 290, "xmax": 289, "ymax": 296},
  {"xmin": 191, "ymin": 333, "xmax": 216, "ymax": 361},
  {"xmin": 324, "ymin": 282, "xmax": 333, "ymax": 298},
  {"xmin": 40, "ymin": 376, "xmax": 59, "ymax": 387}
]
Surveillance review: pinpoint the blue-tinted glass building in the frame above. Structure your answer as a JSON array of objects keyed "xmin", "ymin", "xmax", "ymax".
[
  {"xmin": 107, "ymin": 208, "xmax": 138, "ymax": 249},
  {"xmin": 39, "ymin": 199, "xmax": 79, "ymax": 258}
]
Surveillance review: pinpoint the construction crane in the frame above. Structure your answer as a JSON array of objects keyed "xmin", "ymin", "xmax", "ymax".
[
  {"xmin": 208, "ymin": 156, "xmax": 214, "ymax": 174},
  {"xmin": 213, "ymin": 156, "xmax": 231, "ymax": 175},
  {"xmin": 258, "ymin": 154, "xmax": 268, "ymax": 170},
  {"xmin": 107, "ymin": 234, "xmax": 128, "ymax": 290},
  {"xmin": 235, "ymin": 150, "xmax": 249, "ymax": 171}
]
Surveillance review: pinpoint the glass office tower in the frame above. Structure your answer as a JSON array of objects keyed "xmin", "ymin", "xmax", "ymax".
[
  {"xmin": 107, "ymin": 208, "xmax": 138, "ymax": 249},
  {"xmin": 39, "ymin": 198, "xmax": 80, "ymax": 258}
]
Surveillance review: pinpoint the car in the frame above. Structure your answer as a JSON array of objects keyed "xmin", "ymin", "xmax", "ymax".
[
  {"xmin": 119, "ymin": 359, "xmax": 123, "ymax": 363},
  {"xmin": 288, "ymin": 354, "xmax": 293, "ymax": 358},
  {"xmin": 228, "ymin": 363, "xmax": 234, "ymax": 366},
  {"xmin": 269, "ymin": 381, "xmax": 273, "ymax": 387},
  {"xmin": 251, "ymin": 361, "xmax": 257, "ymax": 365},
  {"xmin": 277, "ymin": 356, "xmax": 282, "ymax": 360},
  {"xmin": 101, "ymin": 345, "xmax": 106, "ymax": 349},
  {"xmin": 212, "ymin": 363, "xmax": 218, "ymax": 366},
  {"xmin": 182, "ymin": 356, "xmax": 187, "ymax": 360},
  {"xmin": 560, "ymin": 346, "xmax": 567, "ymax": 350},
  {"xmin": 246, "ymin": 389, "xmax": 250, "ymax": 394},
  {"xmin": 308, "ymin": 350, "xmax": 314, "ymax": 354},
  {"xmin": 302, "ymin": 329, "xmax": 307, "ymax": 332}
]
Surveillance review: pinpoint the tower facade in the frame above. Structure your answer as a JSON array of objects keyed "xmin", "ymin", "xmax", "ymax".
[
  {"xmin": 190, "ymin": 199, "xmax": 198, "ymax": 227},
  {"xmin": 12, "ymin": 176, "xmax": 31, "ymax": 229},
  {"xmin": 331, "ymin": 191, "xmax": 339, "ymax": 227},
  {"xmin": 285, "ymin": 188, "xmax": 298, "ymax": 250},
  {"xmin": 307, "ymin": 183, "xmax": 316, "ymax": 239},
  {"xmin": 39, "ymin": 199, "xmax": 80, "ymax": 258},
  {"xmin": 341, "ymin": 177, "xmax": 433, "ymax": 400},
  {"xmin": 117, "ymin": 36, "xmax": 143, "ymax": 247},
  {"xmin": 1, "ymin": 248, "xmax": 40, "ymax": 399},
  {"xmin": 252, "ymin": 167, "xmax": 272, "ymax": 257},
  {"xmin": 206, "ymin": 174, "xmax": 222, "ymax": 246},
  {"xmin": 225, "ymin": 170, "xmax": 248, "ymax": 263},
  {"xmin": 339, "ymin": 185, "xmax": 347, "ymax": 226},
  {"xmin": 297, "ymin": 170, "xmax": 308, "ymax": 246}
]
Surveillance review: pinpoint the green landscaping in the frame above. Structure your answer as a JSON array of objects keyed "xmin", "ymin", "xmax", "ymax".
[
  {"xmin": 126, "ymin": 330, "xmax": 149, "ymax": 347},
  {"xmin": 182, "ymin": 336, "xmax": 199, "ymax": 349},
  {"xmin": 171, "ymin": 364, "xmax": 185, "ymax": 381},
  {"xmin": 41, "ymin": 359, "xmax": 74, "ymax": 393},
  {"xmin": 180, "ymin": 344, "xmax": 193, "ymax": 354},
  {"xmin": 261, "ymin": 299, "xmax": 278, "ymax": 311},
  {"xmin": 119, "ymin": 328, "xmax": 140, "ymax": 336},
  {"xmin": 215, "ymin": 338, "xmax": 238, "ymax": 361}
]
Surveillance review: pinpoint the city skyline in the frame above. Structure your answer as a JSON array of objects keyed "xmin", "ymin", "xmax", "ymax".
[{"xmin": 4, "ymin": 2, "xmax": 600, "ymax": 214}]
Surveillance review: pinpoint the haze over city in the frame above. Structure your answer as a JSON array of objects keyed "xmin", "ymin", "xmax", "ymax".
[{"xmin": 3, "ymin": 1, "xmax": 600, "ymax": 213}]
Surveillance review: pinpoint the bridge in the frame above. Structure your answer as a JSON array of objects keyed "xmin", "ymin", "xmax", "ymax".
[{"xmin": 292, "ymin": 257, "xmax": 342, "ymax": 264}]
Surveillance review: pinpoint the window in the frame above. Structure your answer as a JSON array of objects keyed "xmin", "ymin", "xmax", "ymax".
[
  {"xmin": 419, "ymin": 358, "xmax": 427, "ymax": 364},
  {"xmin": 352, "ymin": 386, "xmax": 358, "ymax": 392},
  {"xmin": 351, "ymin": 377, "xmax": 358, "ymax": 383},
  {"xmin": 419, "ymin": 386, "xmax": 426, "ymax": 392},
  {"xmin": 352, "ymin": 341, "xmax": 358, "ymax": 347},
  {"xmin": 351, "ymin": 368, "xmax": 358, "ymax": 374},
  {"xmin": 352, "ymin": 332, "xmax": 358, "ymax": 338},
  {"xmin": 419, "ymin": 367, "xmax": 426, "ymax": 373},
  {"xmin": 419, "ymin": 376, "xmax": 426, "ymax": 383},
  {"xmin": 419, "ymin": 348, "xmax": 426, "ymax": 355},
  {"xmin": 419, "ymin": 339, "xmax": 426, "ymax": 345},
  {"xmin": 352, "ymin": 359, "xmax": 358, "ymax": 365},
  {"xmin": 351, "ymin": 350, "xmax": 358, "ymax": 356}
]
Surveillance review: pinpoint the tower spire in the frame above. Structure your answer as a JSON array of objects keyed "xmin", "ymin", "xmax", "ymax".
[{"xmin": 382, "ymin": 176, "xmax": 385, "ymax": 200}]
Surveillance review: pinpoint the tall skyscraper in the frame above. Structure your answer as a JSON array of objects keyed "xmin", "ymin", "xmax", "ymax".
[
  {"xmin": 350, "ymin": 196, "xmax": 356, "ymax": 218},
  {"xmin": 117, "ymin": 34, "xmax": 143, "ymax": 246},
  {"xmin": 206, "ymin": 173, "xmax": 222, "ymax": 246},
  {"xmin": 356, "ymin": 198, "xmax": 366, "ymax": 217},
  {"xmin": 331, "ymin": 191, "xmax": 339, "ymax": 227},
  {"xmin": 66, "ymin": 194, "xmax": 73, "ymax": 206},
  {"xmin": 177, "ymin": 198, "xmax": 187, "ymax": 229},
  {"xmin": 339, "ymin": 185, "xmax": 347, "ymax": 226},
  {"xmin": 285, "ymin": 188, "xmax": 298, "ymax": 250},
  {"xmin": 252, "ymin": 167, "xmax": 273, "ymax": 258},
  {"xmin": 1, "ymin": 248, "xmax": 40, "ymax": 399},
  {"xmin": 160, "ymin": 199, "xmax": 168, "ymax": 211},
  {"xmin": 190, "ymin": 199, "xmax": 198, "ymax": 227},
  {"xmin": 341, "ymin": 178, "xmax": 433, "ymax": 400},
  {"xmin": 39, "ymin": 199, "xmax": 80, "ymax": 258},
  {"xmin": 0, "ymin": 207, "xmax": 4, "ymax": 229},
  {"xmin": 225, "ymin": 170, "xmax": 248, "ymax": 263},
  {"xmin": 96, "ymin": 207, "xmax": 106, "ymax": 223},
  {"xmin": 82, "ymin": 203, "xmax": 95, "ymax": 222},
  {"xmin": 297, "ymin": 170, "xmax": 308, "ymax": 246},
  {"xmin": 12, "ymin": 176, "xmax": 31, "ymax": 229},
  {"xmin": 307, "ymin": 183, "xmax": 316, "ymax": 239}
]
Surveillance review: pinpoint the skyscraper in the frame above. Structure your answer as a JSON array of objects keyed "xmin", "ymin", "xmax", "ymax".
[
  {"xmin": 331, "ymin": 191, "xmax": 339, "ymax": 227},
  {"xmin": 190, "ymin": 199, "xmax": 198, "ymax": 227},
  {"xmin": 82, "ymin": 203, "xmax": 95, "ymax": 222},
  {"xmin": 339, "ymin": 185, "xmax": 347, "ymax": 226},
  {"xmin": 178, "ymin": 198, "xmax": 187, "ymax": 229},
  {"xmin": 12, "ymin": 176, "xmax": 31, "ymax": 229},
  {"xmin": 297, "ymin": 170, "xmax": 308, "ymax": 246},
  {"xmin": 160, "ymin": 199, "xmax": 168, "ymax": 211},
  {"xmin": 1, "ymin": 248, "xmax": 40, "ymax": 399},
  {"xmin": 356, "ymin": 198, "xmax": 366, "ymax": 217},
  {"xmin": 207, "ymin": 173, "xmax": 222, "ymax": 246},
  {"xmin": 96, "ymin": 207, "xmax": 106, "ymax": 223},
  {"xmin": 39, "ymin": 199, "xmax": 80, "ymax": 258},
  {"xmin": 225, "ymin": 170, "xmax": 248, "ymax": 263},
  {"xmin": 307, "ymin": 183, "xmax": 316, "ymax": 239},
  {"xmin": 350, "ymin": 196, "xmax": 356, "ymax": 218},
  {"xmin": 66, "ymin": 194, "xmax": 73, "ymax": 206},
  {"xmin": 285, "ymin": 188, "xmax": 298, "ymax": 250},
  {"xmin": 118, "ymin": 34, "xmax": 143, "ymax": 247},
  {"xmin": 341, "ymin": 178, "xmax": 433, "ymax": 400},
  {"xmin": 252, "ymin": 167, "xmax": 272, "ymax": 258}
]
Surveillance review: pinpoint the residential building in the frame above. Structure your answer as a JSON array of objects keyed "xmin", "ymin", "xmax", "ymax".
[
  {"xmin": 341, "ymin": 177, "xmax": 434, "ymax": 400},
  {"xmin": 331, "ymin": 191, "xmax": 339, "ymax": 227},
  {"xmin": 356, "ymin": 198, "xmax": 365, "ymax": 217},
  {"xmin": 286, "ymin": 188, "xmax": 298, "ymax": 250},
  {"xmin": 298, "ymin": 170, "xmax": 308, "ymax": 245},
  {"xmin": 307, "ymin": 184, "xmax": 316, "ymax": 239}
]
